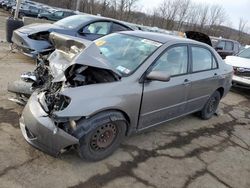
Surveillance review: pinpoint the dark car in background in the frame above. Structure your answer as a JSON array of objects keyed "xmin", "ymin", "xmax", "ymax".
[
  {"xmin": 12, "ymin": 14, "xmax": 135, "ymax": 57},
  {"xmin": 211, "ymin": 37, "xmax": 241, "ymax": 59},
  {"xmin": 12, "ymin": 4, "xmax": 54, "ymax": 18},
  {"xmin": 38, "ymin": 9, "xmax": 76, "ymax": 21},
  {"xmin": 1, "ymin": 0, "xmax": 15, "ymax": 11}
]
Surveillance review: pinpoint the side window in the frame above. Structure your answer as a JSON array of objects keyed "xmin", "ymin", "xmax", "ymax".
[
  {"xmin": 82, "ymin": 22, "xmax": 111, "ymax": 35},
  {"xmin": 192, "ymin": 47, "xmax": 215, "ymax": 72},
  {"xmin": 54, "ymin": 11, "xmax": 64, "ymax": 17},
  {"xmin": 225, "ymin": 41, "xmax": 233, "ymax": 51},
  {"xmin": 64, "ymin": 12, "xmax": 73, "ymax": 16},
  {"xmin": 111, "ymin": 23, "xmax": 129, "ymax": 33},
  {"xmin": 217, "ymin": 41, "xmax": 225, "ymax": 50},
  {"xmin": 30, "ymin": 6, "xmax": 39, "ymax": 13},
  {"xmin": 152, "ymin": 46, "xmax": 188, "ymax": 76}
]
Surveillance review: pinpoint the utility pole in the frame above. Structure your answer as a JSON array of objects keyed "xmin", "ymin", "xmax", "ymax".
[
  {"xmin": 76, "ymin": 0, "xmax": 81, "ymax": 11},
  {"xmin": 14, "ymin": 0, "xmax": 22, "ymax": 19}
]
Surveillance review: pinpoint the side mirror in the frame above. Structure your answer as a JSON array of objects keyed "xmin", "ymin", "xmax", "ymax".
[{"xmin": 146, "ymin": 71, "xmax": 171, "ymax": 82}]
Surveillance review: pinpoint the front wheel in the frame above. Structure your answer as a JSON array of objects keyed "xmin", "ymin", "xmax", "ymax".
[
  {"xmin": 77, "ymin": 112, "xmax": 127, "ymax": 161},
  {"xmin": 200, "ymin": 91, "xmax": 221, "ymax": 120}
]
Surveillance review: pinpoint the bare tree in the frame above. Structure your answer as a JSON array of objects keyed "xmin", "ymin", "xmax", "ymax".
[
  {"xmin": 176, "ymin": 0, "xmax": 190, "ymax": 30},
  {"xmin": 198, "ymin": 4, "xmax": 209, "ymax": 31},
  {"xmin": 157, "ymin": 0, "xmax": 180, "ymax": 30},
  {"xmin": 208, "ymin": 5, "xmax": 226, "ymax": 26},
  {"xmin": 238, "ymin": 18, "xmax": 248, "ymax": 42}
]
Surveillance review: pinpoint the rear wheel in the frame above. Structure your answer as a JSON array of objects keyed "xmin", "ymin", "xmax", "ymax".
[
  {"xmin": 77, "ymin": 112, "xmax": 127, "ymax": 161},
  {"xmin": 200, "ymin": 91, "xmax": 221, "ymax": 120}
]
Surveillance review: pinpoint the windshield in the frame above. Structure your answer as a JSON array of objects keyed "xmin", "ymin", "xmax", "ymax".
[
  {"xmin": 238, "ymin": 48, "xmax": 250, "ymax": 59},
  {"xmin": 95, "ymin": 33, "xmax": 162, "ymax": 76},
  {"xmin": 54, "ymin": 15, "xmax": 90, "ymax": 29}
]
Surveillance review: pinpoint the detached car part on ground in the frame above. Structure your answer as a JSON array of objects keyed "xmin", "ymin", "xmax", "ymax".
[
  {"xmin": 225, "ymin": 47, "xmax": 250, "ymax": 89},
  {"xmin": 11, "ymin": 14, "xmax": 134, "ymax": 58},
  {"xmin": 18, "ymin": 31, "xmax": 233, "ymax": 161}
]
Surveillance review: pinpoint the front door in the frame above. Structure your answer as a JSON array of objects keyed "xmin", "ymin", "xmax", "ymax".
[{"xmin": 138, "ymin": 45, "xmax": 191, "ymax": 129}]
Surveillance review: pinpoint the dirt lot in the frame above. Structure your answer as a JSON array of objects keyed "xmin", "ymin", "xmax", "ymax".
[{"xmin": 0, "ymin": 10, "xmax": 250, "ymax": 188}]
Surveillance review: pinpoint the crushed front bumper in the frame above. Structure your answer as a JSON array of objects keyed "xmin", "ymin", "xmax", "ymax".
[
  {"xmin": 20, "ymin": 93, "xmax": 79, "ymax": 156},
  {"xmin": 232, "ymin": 75, "xmax": 250, "ymax": 89}
]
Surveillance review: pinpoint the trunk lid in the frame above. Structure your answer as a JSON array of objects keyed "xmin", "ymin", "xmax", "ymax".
[{"xmin": 185, "ymin": 31, "xmax": 212, "ymax": 46}]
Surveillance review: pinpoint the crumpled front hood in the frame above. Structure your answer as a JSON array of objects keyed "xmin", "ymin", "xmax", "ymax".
[
  {"xmin": 225, "ymin": 56, "xmax": 250, "ymax": 69},
  {"xmin": 17, "ymin": 23, "xmax": 63, "ymax": 35},
  {"xmin": 48, "ymin": 33, "xmax": 121, "ymax": 82}
]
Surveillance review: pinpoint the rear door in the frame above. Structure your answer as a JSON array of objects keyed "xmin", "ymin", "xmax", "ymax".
[
  {"xmin": 186, "ymin": 45, "xmax": 220, "ymax": 112},
  {"xmin": 139, "ymin": 45, "xmax": 191, "ymax": 129}
]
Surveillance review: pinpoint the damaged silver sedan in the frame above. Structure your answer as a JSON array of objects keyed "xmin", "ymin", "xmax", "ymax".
[{"xmin": 20, "ymin": 31, "xmax": 233, "ymax": 161}]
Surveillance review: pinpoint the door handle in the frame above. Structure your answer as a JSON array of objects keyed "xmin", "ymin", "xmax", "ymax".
[
  {"xmin": 213, "ymin": 73, "xmax": 219, "ymax": 78},
  {"xmin": 183, "ymin": 79, "xmax": 191, "ymax": 85}
]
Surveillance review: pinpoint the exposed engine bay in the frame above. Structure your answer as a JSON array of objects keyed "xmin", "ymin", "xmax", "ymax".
[
  {"xmin": 8, "ymin": 32, "xmax": 121, "ymax": 107},
  {"xmin": 41, "ymin": 64, "xmax": 119, "ymax": 114}
]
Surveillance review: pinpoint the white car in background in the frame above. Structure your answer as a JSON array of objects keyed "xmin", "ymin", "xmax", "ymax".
[{"xmin": 225, "ymin": 47, "xmax": 250, "ymax": 89}]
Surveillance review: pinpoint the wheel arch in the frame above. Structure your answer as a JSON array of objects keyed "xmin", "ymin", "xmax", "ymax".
[
  {"xmin": 74, "ymin": 109, "xmax": 132, "ymax": 139},
  {"xmin": 216, "ymin": 87, "xmax": 224, "ymax": 98}
]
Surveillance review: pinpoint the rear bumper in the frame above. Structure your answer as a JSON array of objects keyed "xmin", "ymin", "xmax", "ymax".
[
  {"xmin": 232, "ymin": 75, "xmax": 250, "ymax": 89},
  {"xmin": 12, "ymin": 30, "xmax": 51, "ymax": 58},
  {"xmin": 20, "ymin": 93, "xmax": 79, "ymax": 156}
]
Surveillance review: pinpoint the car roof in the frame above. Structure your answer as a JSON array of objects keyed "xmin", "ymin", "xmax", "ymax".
[
  {"xmin": 66, "ymin": 14, "xmax": 135, "ymax": 29},
  {"xmin": 120, "ymin": 30, "xmax": 199, "ymax": 44}
]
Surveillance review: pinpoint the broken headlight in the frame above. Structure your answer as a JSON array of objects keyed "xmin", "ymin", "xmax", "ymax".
[{"xmin": 45, "ymin": 93, "xmax": 71, "ymax": 112}]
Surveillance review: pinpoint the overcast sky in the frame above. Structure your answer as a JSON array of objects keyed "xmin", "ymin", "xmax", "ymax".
[{"xmin": 139, "ymin": 0, "xmax": 250, "ymax": 29}]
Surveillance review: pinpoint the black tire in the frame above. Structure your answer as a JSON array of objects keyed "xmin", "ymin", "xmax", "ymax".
[
  {"xmin": 200, "ymin": 91, "xmax": 221, "ymax": 120},
  {"xmin": 76, "ymin": 111, "xmax": 127, "ymax": 161}
]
